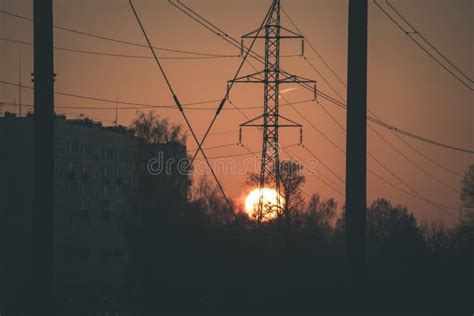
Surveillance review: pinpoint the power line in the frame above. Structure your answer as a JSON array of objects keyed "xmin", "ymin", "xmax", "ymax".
[
  {"xmin": 128, "ymin": 0, "xmax": 233, "ymax": 211},
  {"xmin": 385, "ymin": 0, "xmax": 472, "ymax": 83},
  {"xmin": 227, "ymin": 100, "xmax": 342, "ymax": 197},
  {"xmin": 0, "ymin": 37, "xmax": 238, "ymax": 60},
  {"xmin": 129, "ymin": 1, "xmax": 177, "ymax": 96},
  {"xmin": 298, "ymin": 101, "xmax": 459, "ymax": 212},
  {"xmin": 4, "ymin": 99, "xmax": 456, "ymax": 214},
  {"xmin": 303, "ymin": 56, "xmax": 346, "ymax": 104},
  {"xmin": 367, "ymin": 116, "xmax": 474, "ymax": 154},
  {"xmin": 0, "ymin": 35, "xmax": 298, "ymax": 60},
  {"xmin": 200, "ymin": 143, "xmax": 299, "ymax": 160},
  {"xmin": 4, "ymin": 0, "xmax": 457, "ymax": 157},
  {"xmin": 200, "ymin": 130, "xmax": 237, "ymax": 136},
  {"xmin": 368, "ymin": 151, "xmax": 456, "ymax": 212},
  {"xmin": 0, "ymin": 101, "xmax": 173, "ymax": 111},
  {"xmin": 3, "ymin": 4, "xmax": 468, "ymax": 155},
  {"xmin": 306, "ymin": 96, "xmax": 461, "ymax": 214},
  {"xmin": 281, "ymin": 7, "xmax": 346, "ymax": 88},
  {"xmin": 372, "ymin": 0, "xmax": 473, "ymax": 91},
  {"xmin": 319, "ymin": 93, "xmax": 461, "ymax": 213},
  {"xmin": 170, "ymin": 0, "xmax": 252, "ymax": 55},
  {"xmin": 237, "ymin": 99, "xmax": 346, "ymax": 199},
  {"xmin": 3, "ymin": 99, "xmax": 456, "ymax": 216},
  {"xmin": 300, "ymin": 144, "xmax": 345, "ymax": 185},
  {"xmin": 368, "ymin": 169, "xmax": 457, "ymax": 218},
  {"xmin": 188, "ymin": 142, "xmax": 238, "ymax": 153},
  {"xmin": 307, "ymin": 99, "xmax": 460, "ymax": 213},
  {"xmin": 296, "ymin": 97, "xmax": 464, "ymax": 209},
  {"xmin": 0, "ymin": 105, "xmax": 242, "ymax": 138},
  {"xmin": 171, "ymin": 0, "xmax": 473, "ymax": 155},
  {"xmin": 241, "ymin": 142, "xmax": 345, "ymax": 198},
  {"xmin": 286, "ymin": 100, "xmax": 346, "ymax": 154},
  {"xmin": 282, "ymin": 5, "xmax": 473, "ymax": 157},
  {"xmin": 272, "ymin": 8, "xmax": 462, "ymax": 212},
  {"xmin": 168, "ymin": 0, "xmax": 466, "ymax": 216},
  {"xmin": 305, "ymin": 89, "xmax": 461, "ymax": 210},
  {"xmin": 0, "ymin": 80, "xmax": 220, "ymax": 108},
  {"xmin": 3, "ymin": 0, "xmax": 460, "ymax": 217},
  {"xmin": 284, "ymin": 146, "xmax": 345, "ymax": 196},
  {"xmin": 283, "ymin": 6, "xmax": 474, "ymax": 160},
  {"xmin": 317, "ymin": 99, "xmax": 346, "ymax": 132},
  {"xmin": 0, "ymin": 81, "xmax": 317, "ymax": 111},
  {"xmin": 2, "ymin": 69, "xmax": 471, "ymax": 156},
  {"xmin": 309, "ymin": 94, "xmax": 463, "ymax": 195},
  {"xmin": 367, "ymin": 118, "xmax": 464, "ymax": 177},
  {"xmin": 0, "ymin": 9, "xmax": 237, "ymax": 58},
  {"xmin": 3, "ymin": 3, "xmax": 470, "ymax": 156},
  {"xmin": 314, "ymin": 61, "xmax": 469, "ymax": 175},
  {"xmin": 367, "ymin": 123, "xmax": 461, "ymax": 194},
  {"xmin": 187, "ymin": 0, "xmax": 274, "ymax": 167},
  {"xmin": 171, "ymin": 0, "xmax": 347, "ymax": 182}
]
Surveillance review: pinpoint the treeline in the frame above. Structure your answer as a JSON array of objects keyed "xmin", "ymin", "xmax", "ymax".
[
  {"xmin": 130, "ymin": 169, "xmax": 473, "ymax": 313},
  {"xmin": 129, "ymin": 113, "xmax": 473, "ymax": 313}
]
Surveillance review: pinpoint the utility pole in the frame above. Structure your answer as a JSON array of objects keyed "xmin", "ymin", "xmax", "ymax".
[
  {"xmin": 232, "ymin": 0, "xmax": 315, "ymax": 221},
  {"xmin": 19, "ymin": 53, "xmax": 22, "ymax": 117},
  {"xmin": 345, "ymin": 0, "xmax": 368, "ymax": 285},
  {"xmin": 115, "ymin": 95, "xmax": 118, "ymax": 127},
  {"xmin": 33, "ymin": 0, "xmax": 55, "ymax": 315}
]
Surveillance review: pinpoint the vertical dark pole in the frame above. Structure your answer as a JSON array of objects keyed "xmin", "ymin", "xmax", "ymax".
[
  {"xmin": 345, "ymin": 0, "xmax": 368, "ymax": 284},
  {"xmin": 19, "ymin": 53, "xmax": 22, "ymax": 117},
  {"xmin": 33, "ymin": 0, "xmax": 55, "ymax": 315}
]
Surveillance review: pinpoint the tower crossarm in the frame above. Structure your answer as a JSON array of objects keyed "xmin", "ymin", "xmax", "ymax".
[
  {"xmin": 242, "ymin": 25, "xmax": 303, "ymax": 40},
  {"xmin": 229, "ymin": 72, "xmax": 316, "ymax": 85},
  {"xmin": 226, "ymin": 0, "xmax": 317, "ymax": 221},
  {"xmin": 228, "ymin": 70, "xmax": 265, "ymax": 83},
  {"xmin": 279, "ymin": 73, "xmax": 316, "ymax": 84},
  {"xmin": 240, "ymin": 116, "xmax": 303, "ymax": 129}
]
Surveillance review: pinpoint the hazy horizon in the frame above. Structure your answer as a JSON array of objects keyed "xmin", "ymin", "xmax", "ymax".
[{"xmin": 1, "ymin": 0, "xmax": 472, "ymax": 225}]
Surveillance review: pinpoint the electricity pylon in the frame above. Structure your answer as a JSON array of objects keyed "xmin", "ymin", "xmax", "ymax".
[{"xmin": 231, "ymin": 0, "xmax": 316, "ymax": 221}]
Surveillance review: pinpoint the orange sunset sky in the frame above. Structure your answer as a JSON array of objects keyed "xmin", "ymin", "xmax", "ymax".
[{"xmin": 1, "ymin": 0, "xmax": 472, "ymax": 225}]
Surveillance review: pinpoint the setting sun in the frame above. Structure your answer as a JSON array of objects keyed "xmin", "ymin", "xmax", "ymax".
[{"xmin": 244, "ymin": 188, "xmax": 285, "ymax": 221}]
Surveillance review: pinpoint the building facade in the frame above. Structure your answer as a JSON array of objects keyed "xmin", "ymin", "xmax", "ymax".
[{"xmin": 0, "ymin": 113, "xmax": 189, "ymax": 312}]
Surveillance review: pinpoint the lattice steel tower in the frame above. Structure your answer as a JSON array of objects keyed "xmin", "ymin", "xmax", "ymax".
[{"xmin": 231, "ymin": 0, "xmax": 316, "ymax": 221}]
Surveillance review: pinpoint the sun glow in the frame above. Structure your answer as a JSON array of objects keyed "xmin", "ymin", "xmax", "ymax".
[{"xmin": 244, "ymin": 188, "xmax": 284, "ymax": 221}]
